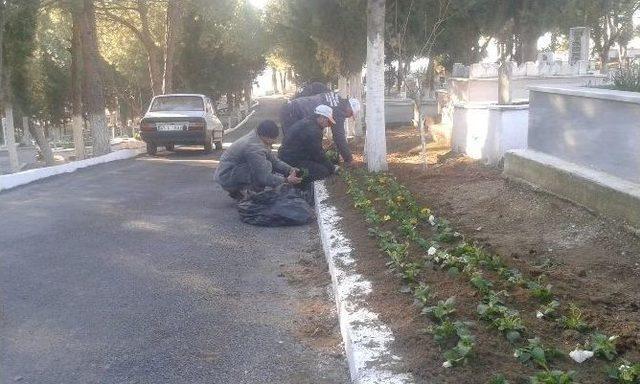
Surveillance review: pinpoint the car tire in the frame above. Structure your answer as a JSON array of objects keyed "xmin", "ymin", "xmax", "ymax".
[
  {"xmin": 204, "ymin": 134, "xmax": 213, "ymax": 153},
  {"xmin": 214, "ymin": 140, "xmax": 223, "ymax": 150},
  {"xmin": 165, "ymin": 143, "xmax": 175, "ymax": 151},
  {"xmin": 146, "ymin": 142, "xmax": 157, "ymax": 156}
]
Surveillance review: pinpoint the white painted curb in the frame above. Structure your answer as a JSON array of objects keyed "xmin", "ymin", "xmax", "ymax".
[
  {"xmin": 314, "ymin": 181, "xmax": 414, "ymax": 384},
  {"xmin": 0, "ymin": 148, "xmax": 143, "ymax": 192},
  {"xmin": 225, "ymin": 109, "xmax": 256, "ymax": 135}
]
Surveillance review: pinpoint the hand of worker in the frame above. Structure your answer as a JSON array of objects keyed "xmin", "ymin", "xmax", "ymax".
[{"xmin": 287, "ymin": 170, "xmax": 302, "ymax": 185}]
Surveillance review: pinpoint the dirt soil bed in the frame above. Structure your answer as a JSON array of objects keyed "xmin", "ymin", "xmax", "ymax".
[{"xmin": 326, "ymin": 126, "xmax": 640, "ymax": 383}]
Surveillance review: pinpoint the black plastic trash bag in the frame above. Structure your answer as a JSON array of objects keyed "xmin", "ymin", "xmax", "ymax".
[{"xmin": 237, "ymin": 185, "xmax": 315, "ymax": 227}]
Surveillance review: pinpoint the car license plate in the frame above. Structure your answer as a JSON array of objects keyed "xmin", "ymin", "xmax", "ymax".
[{"xmin": 157, "ymin": 123, "xmax": 184, "ymax": 131}]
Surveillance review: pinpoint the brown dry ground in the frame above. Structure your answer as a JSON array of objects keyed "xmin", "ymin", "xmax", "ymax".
[
  {"xmin": 281, "ymin": 230, "xmax": 345, "ymax": 358},
  {"xmin": 326, "ymin": 126, "xmax": 640, "ymax": 383}
]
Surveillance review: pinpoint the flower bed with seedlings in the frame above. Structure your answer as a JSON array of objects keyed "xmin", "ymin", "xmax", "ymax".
[{"xmin": 331, "ymin": 169, "xmax": 640, "ymax": 383}]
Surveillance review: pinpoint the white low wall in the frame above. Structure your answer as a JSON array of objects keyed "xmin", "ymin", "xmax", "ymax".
[
  {"xmin": 452, "ymin": 103, "xmax": 529, "ymax": 164},
  {"xmin": 385, "ymin": 98, "xmax": 437, "ymax": 126},
  {"xmin": 449, "ymin": 75, "xmax": 608, "ymax": 104},
  {"xmin": 0, "ymin": 148, "xmax": 143, "ymax": 192}
]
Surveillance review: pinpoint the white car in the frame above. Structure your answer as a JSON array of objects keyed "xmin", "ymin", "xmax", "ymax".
[{"xmin": 139, "ymin": 94, "xmax": 224, "ymax": 155}]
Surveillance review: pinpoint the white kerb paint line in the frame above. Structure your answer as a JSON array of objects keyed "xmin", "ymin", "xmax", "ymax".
[
  {"xmin": 0, "ymin": 148, "xmax": 144, "ymax": 192},
  {"xmin": 314, "ymin": 181, "xmax": 414, "ymax": 384},
  {"xmin": 224, "ymin": 109, "xmax": 256, "ymax": 135}
]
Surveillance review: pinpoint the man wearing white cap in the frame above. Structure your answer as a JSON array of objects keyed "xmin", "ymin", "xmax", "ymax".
[
  {"xmin": 279, "ymin": 91, "xmax": 361, "ymax": 165},
  {"xmin": 278, "ymin": 104, "xmax": 337, "ymax": 184}
]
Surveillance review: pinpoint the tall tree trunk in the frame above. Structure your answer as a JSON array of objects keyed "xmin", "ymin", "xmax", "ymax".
[
  {"xmin": 71, "ymin": 6, "xmax": 85, "ymax": 160},
  {"xmin": 3, "ymin": 102, "xmax": 19, "ymax": 172},
  {"xmin": 350, "ymin": 72, "xmax": 363, "ymax": 138},
  {"xmin": 416, "ymin": 84, "xmax": 428, "ymax": 171},
  {"xmin": 80, "ymin": 0, "xmax": 110, "ymax": 156},
  {"xmin": 163, "ymin": 0, "xmax": 182, "ymax": 94},
  {"xmin": 365, "ymin": 0, "xmax": 387, "ymax": 171},
  {"xmin": 147, "ymin": 46, "xmax": 163, "ymax": 96},
  {"xmin": 29, "ymin": 122, "xmax": 55, "ymax": 166},
  {"xmin": 21, "ymin": 116, "xmax": 33, "ymax": 145},
  {"xmin": 599, "ymin": 50, "xmax": 609, "ymax": 74},
  {"xmin": 271, "ymin": 68, "xmax": 278, "ymax": 94},
  {"xmin": 279, "ymin": 71, "xmax": 286, "ymax": 93}
]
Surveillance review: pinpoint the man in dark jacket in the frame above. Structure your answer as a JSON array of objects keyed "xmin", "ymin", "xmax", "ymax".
[
  {"xmin": 279, "ymin": 92, "xmax": 361, "ymax": 165},
  {"xmin": 278, "ymin": 105, "xmax": 336, "ymax": 183},
  {"xmin": 214, "ymin": 120, "xmax": 301, "ymax": 200}
]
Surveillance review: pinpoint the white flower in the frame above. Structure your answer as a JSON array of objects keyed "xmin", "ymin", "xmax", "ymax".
[
  {"xmin": 608, "ymin": 335, "xmax": 619, "ymax": 342},
  {"xmin": 536, "ymin": 311, "xmax": 544, "ymax": 319},
  {"xmin": 620, "ymin": 364, "xmax": 631, "ymax": 370},
  {"xmin": 428, "ymin": 246, "xmax": 437, "ymax": 256},
  {"xmin": 428, "ymin": 215, "xmax": 436, "ymax": 226},
  {"xmin": 569, "ymin": 349, "xmax": 594, "ymax": 363},
  {"xmin": 442, "ymin": 361, "xmax": 452, "ymax": 368}
]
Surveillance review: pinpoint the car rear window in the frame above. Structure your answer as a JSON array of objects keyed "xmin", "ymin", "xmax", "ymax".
[{"xmin": 150, "ymin": 96, "xmax": 204, "ymax": 112}]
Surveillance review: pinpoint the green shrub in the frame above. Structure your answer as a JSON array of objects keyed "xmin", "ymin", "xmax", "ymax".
[{"xmin": 612, "ymin": 64, "xmax": 640, "ymax": 92}]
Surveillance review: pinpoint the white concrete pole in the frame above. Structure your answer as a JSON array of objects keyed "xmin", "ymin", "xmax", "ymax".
[
  {"xmin": 3, "ymin": 104, "xmax": 20, "ymax": 173},
  {"xmin": 365, "ymin": 0, "xmax": 388, "ymax": 172}
]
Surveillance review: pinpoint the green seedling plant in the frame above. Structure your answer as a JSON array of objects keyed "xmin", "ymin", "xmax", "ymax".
[
  {"xmin": 589, "ymin": 333, "xmax": 618, "ymax": 361},
  {"xmin": 413, "ymin": 283, "xmax": 432, "ymax": 307},
  {"xmin": 537, "ymin": 300, "xmax": 560, "ymax": 319},
  {"xmin": 494, "ymin": 312, "xmax": 525, "ymax": 343},
  {"xmin": 423, "ymin": 297, "xmax": 456, "ymax": 321},
  {"xmin": 607, "ymin": 360, "xmax": 640, "ymax": 383},
  {"xmin": 559, "ymin": 304, "xmax": 589, "ymax": 332},
  {"xmin": 296, "ymin": 167, "xmax": 310, "ymax": 181},
  {"xmin": 470, "ymin": 272, "xmax": 494, "ymax": 294},
  {"xmin": 488, "ymin": 375, "xmax": 510, "ymax": 384},
  {"xmin": 429, "ymin": 320, "xmax": 472, "ymax": 346},
  {"xmin": 477, "ymin": 291, "xmax": 509, "ymax": 322},
  {"xmin": 514, "ymin": 337, "xmax": 562, "ymax": 370},
  {"xmin": 325, "ymin": 149, "xmax": 340, "ymax": 164},
  {"xmin": 529, "ymin": 370, "xmax": 575, "ymax": 384},
  {"xmin": 526, "ymin": 277, "xmax": 554, "ymax": 303},
  {"xmin": 443, "ymin": 332, "xmax": 475, "ymax": 367},
  {"xmin": 429, "ymin": 320, "xmax": 457, "ymax": 345},
  {"xmin": 498, "ymin": 267, "xmax": 525, "ymax": 286},
  {"xmin": 400, "ymin": 262, "xmax": 422, "ymax": 286},
  {"xmin": 477, "ymin": 252, "xmax": 505, "ymax": 271}
]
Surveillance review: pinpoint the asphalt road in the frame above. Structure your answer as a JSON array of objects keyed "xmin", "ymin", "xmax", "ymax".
[{"xmin": 0, "ymin": 97, "xmax": 349, "ymax": 383}]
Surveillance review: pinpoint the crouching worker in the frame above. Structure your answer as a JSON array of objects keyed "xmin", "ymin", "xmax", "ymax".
[
  {"xmin": 278, "ymin": 105, "xmax": 337, "ymax": 184},
  {"xmin": 214, "ymin": 120, "xmax": 302, "ymax": 200}
]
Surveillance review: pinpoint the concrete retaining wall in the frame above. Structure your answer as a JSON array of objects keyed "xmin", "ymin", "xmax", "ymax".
[
  {"xmin": 504, "ymin": 149, "xmax": 640, "ymax": 229},
  {"xmin": 528, "ymin": 86, "xmax": 640, "ymax": 184},
  {"xmin": 451, "ymin": 103, "xmax": 529, "ymax": 164}
]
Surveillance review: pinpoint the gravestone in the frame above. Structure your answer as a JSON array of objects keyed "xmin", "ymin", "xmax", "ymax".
[{"xmin": 569, "ymin": 27, "xmax": 590, "ymax": 67}]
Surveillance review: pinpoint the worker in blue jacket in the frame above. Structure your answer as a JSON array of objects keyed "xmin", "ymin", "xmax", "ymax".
[{"xmin": 279, "ymin": 92, "xmax": 360, "ymax": 165}]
